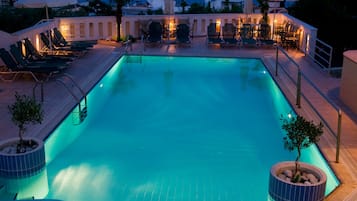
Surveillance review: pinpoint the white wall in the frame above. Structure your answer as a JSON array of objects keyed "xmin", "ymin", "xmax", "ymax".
[
  {"xmin": 56, "ymin": 16, "xmax": 117, "ymax": 41},
  {"xmin": 0, "ymin": 13, "xmax": 318, "ymax": 67}
]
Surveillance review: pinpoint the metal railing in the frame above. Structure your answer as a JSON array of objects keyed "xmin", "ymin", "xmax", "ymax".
[
  {"xmin": 307, "ymin": 38, "xmax": 342, "ymax": 76},
  {"xmin": 275, "ymin": 46, "xmax": 342, "ymax": 162}
]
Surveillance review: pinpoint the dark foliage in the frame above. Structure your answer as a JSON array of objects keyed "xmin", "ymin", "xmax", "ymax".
[
  {"xmin": 288, "ymin": 0, "xmax": 357, "ymax": 67},
  {"xmin": 0, "ymin": 2, "xmax": 116, "ymax": 33},
  {"xmin": 0, "ymin": 7, "xmax": 47, "ymax": 33},
  {"xmin": 8, "ymin": 92, "xmax": 43, "ymax": 153},
  {"xmin": 89, "ymin": 0, "xmax": 114, "ymax": 16},
  {"xmin": 281, "ymin": 114, "xmax": 323, "ymax": 181},
  {"xmin": 188, "ymin": 3, "xmax": 205, "ymax": 14}
]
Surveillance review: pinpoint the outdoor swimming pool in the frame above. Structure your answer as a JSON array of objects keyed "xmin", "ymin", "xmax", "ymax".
[{"xmin": 17, "ymin": 56, "xmax": 341, "ymax": 200}]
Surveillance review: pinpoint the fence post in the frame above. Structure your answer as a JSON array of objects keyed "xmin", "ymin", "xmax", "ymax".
[
  {"xmin": 296, "ymin": 69, "xmax": 301, "ymax": 108},
  {"xmin": 336, "ymin": 109, "xmax": 342, "ymax": 163},
  {"xmin": 275, "ymin": 46, "xmax": 279, "ymax": 76}
]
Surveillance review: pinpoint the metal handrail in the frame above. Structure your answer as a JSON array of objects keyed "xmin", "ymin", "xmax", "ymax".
[
  {"xmin": 306, "ymin": 38, "xmax": 341, "ymax": 76},
  {"xmin": 62, "ymin": 73, "xmax": 87, "ymax": 104},
  {"xmin": 55, "ymin": 73, "xmax": 88, "ymax": 124},
  {"xmin": 275, "ymin": 46, "xmax": 342, "ymax": 162}
]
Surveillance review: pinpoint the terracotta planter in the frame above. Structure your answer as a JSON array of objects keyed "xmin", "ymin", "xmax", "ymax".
[{"xmin": 268, "ymin": 161, "xmax": 327, "ymax": 201}]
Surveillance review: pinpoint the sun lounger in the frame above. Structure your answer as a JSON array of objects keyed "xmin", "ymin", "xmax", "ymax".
[
  {"xmin": 9, "ymin": 44, "xmax": 69, "ymax": 69},
  {"xmin": 40, "ymin": 32, "xmax": 87, "ymax": 56},
  {"xmin": 52, "ymin": 27, "xmax": 95, "ymax": 49},
  {"xmin": 22, "ymin": 38, "xmax": 75, "ymax": 62},
  {"xmin": 0, "ymin": 48, "xmax": 64, "ymax": 81}
]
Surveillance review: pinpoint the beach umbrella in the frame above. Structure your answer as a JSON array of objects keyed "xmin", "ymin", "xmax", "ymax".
[{"xmin": 14, "ymin": 0, "xmax": 78, "ymax": 50}]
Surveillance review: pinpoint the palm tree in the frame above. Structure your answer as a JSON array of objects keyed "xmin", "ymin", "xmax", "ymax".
[
  {"xmin": 115, "ymin": 0, "xmax": 127, "ymax": 41},
  {"xmin": 257, "ymin": 0, "xmax": 269, "ymax": 24},
  {"xmin": 181, "ymin": 0, "xmax": 188, "ymax": 14}
]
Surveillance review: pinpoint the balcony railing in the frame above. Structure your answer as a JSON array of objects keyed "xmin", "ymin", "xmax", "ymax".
[{"xmin": 6, "ymin": 13, "xmax": 335, "ymax": 78}]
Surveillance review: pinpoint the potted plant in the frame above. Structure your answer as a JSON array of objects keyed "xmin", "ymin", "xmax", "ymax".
[
  {"xmin": 268, "ymin": 114, "xmax": 327, "ymax": 201},
  {"xmin": 0, "ymin": 92, "xmax": 47, "ymax": 185},
  {"xmin": 7, "ymin": 92, "xmax": 43, "ymax": 153}
]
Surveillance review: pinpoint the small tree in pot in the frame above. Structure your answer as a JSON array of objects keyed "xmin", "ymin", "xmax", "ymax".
[
  {"xmin": 8, "ymin": 92, "xmax": 43, "ymax": 153},
  {"xmin": 281, "ymin": 114, "xmax": 324, "ymax": 183}
]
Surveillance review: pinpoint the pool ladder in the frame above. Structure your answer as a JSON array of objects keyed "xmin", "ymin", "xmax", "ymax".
[{"xmin": 56, "ymin": 73, "xmax": 88, "ymax": 125}]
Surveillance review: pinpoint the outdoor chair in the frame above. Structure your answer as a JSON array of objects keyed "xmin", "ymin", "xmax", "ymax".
[
  {"xmin": 144, "ymin": 21, "xmax": 163, "ymax": 47},
  {"xmin": 175, "ymin": 24, "xmax": 191, "ymax": 46},
  {"xmin": 240, "ymin": 24, "xmax": 257, "ymax": 47},
  {"xmin": 207, "ymin": 23, "xmax": 223, "ymax": 45},
  {"xmin": 257, "ymin": 24, "xmax": 276, "ymax": 47},
  {"xmin": 279, "ymin": 31, "xmax": 298, "ymax": 50},
  {"xmin": 221, "ymin": 23, "xmax": 238, "ymax": 47}
]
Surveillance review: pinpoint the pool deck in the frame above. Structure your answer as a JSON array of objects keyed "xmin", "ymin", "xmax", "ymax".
[{"xmin": 1, "ymin": 37, "xmax": 357, "ymax": 200}]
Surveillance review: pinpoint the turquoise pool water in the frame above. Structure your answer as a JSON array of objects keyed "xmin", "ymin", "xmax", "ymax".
[{"xmin": 42, "ymin": 56, "xmax": 337, "ymax": 200}]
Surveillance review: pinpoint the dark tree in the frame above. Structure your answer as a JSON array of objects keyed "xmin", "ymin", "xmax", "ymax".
[
  {"xmin": 115, "ymin": 0, "xmax": 126, "ymax": 41},
  {"xmin": 257, "ymin": 0, "xmax": 269, "ymax": 24},
  {"xmin": 281, "ymin": 114, "xmax": 323, "ymax": 182},
  {"xmin": 188, "ymin": 3, "xmax": 205, "ymax": 14},
  {"xmin": 181, "ymin": 0, "xmax": 188, "ymax": 14},
  {"xmin": 288, "ymin": 0, "xmax": 357, "ymax": 67},
  {"xmin": 222, "ymin": 0, "xmax": 230, "ymax": 13}
]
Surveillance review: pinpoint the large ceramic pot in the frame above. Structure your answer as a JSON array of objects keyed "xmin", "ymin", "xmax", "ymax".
[
  {"xmin": 268, "ymin": 161, "xmax": 327, "ymax": 201},
  {"xmin": 0, "ymin": 137, "xmax": 46, "ymax": 179},
  {"xmin": 0, "ymin": 137, "xmax": 48, "ymax": 197}
]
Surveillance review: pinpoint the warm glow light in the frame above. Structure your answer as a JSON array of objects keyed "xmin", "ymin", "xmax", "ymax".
[
  {"xmin": 306, "ymin": 34, "xmax": 310, "ymax": 53},
  {"xmin": 35, "ymin": 35, "xmax": 40, "ymax": 51},
  {"xmin": 169, "ymin": 20, "xmax": 175, "ymax": 35},
  {"xmin": 60, "ymin": 24, "xmax": 69, "ymax": 40},
  {"xmin": 20, "ymin": 41, "xmax": 27, "ymax": 56},
  {"xmin": 216, "ymin": 19, "xmax": 221, "ymax": 33},
  {"xmin": 60, "ymin": 24, "xmax": 69, "ymax": 32}
]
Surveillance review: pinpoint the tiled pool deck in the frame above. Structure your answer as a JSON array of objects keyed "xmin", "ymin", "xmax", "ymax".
[{"xmin": 1, "ymin": 37, "xmax": 357, "ymax": 200}]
